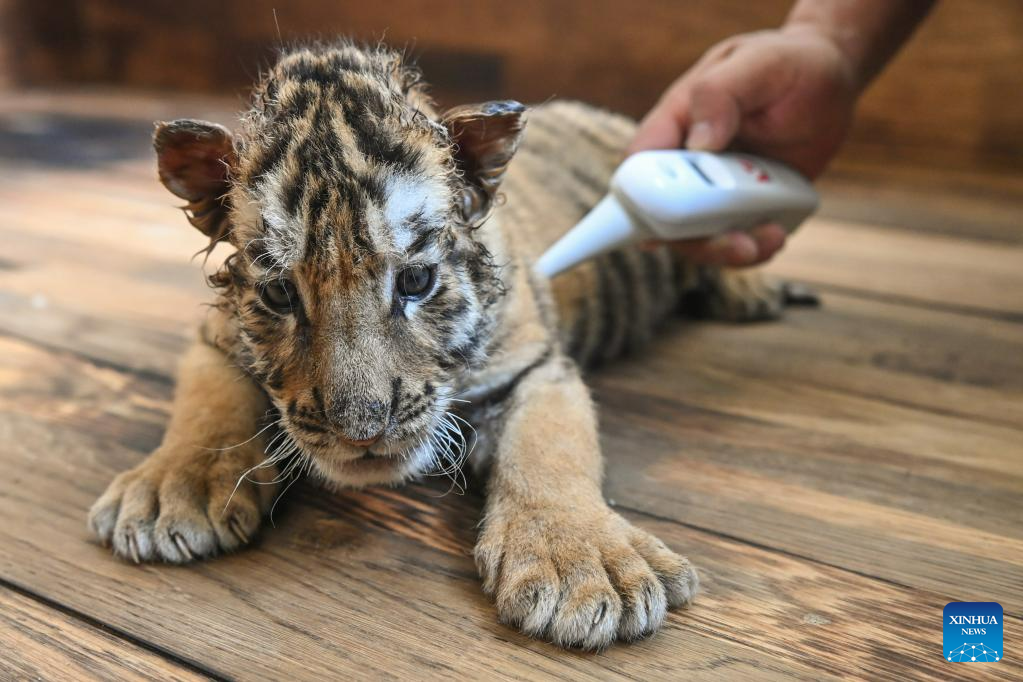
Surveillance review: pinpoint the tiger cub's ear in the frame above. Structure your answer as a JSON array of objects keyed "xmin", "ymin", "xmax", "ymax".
[
  {"xmin": 441, "ymin": 100, "xmax": 526, "ymax": 223},
  {"xmin": 153, "ymin": 119, "xmax": 236, "ymax": 245}
]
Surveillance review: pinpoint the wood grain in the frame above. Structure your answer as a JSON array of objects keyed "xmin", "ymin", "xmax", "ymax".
[
  {"xmin": 771, "ymin": 219, "xmax": 1023, "ymax": 318},
  {"xmin": 0, "ymin": 93, "xmax": 1021, "ymax": 680},
  {"xmin": 3, "ymin": 1, "xmax": 1022, "ymax": 173},
  {"xmin": 0, "ymin": 338, "xmax": 1018, "ymax": 680},
  {"xmin": 0, "ymin": 586, "xmax": 209, "ymax": 681}
]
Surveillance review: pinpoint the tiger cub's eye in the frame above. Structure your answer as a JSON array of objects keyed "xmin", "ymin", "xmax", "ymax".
[
  {"xmin": 395, "ymin": 264, "xmax": 435, "ymax": 300},
  {"xmin": 260, "ymin": 278, "xmax": 298, "ymax": 313}
]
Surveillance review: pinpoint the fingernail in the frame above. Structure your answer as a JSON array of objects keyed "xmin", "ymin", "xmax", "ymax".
[
  {"xmin": 730, "ymin": 235, "xmax": 759, "ymax": 265},
  {"xmin": 709, "ymin": 233, "xmax": 757, "ymax": 266},
  {"xmin": 752, "ymin": 223, "xmax": 786, "ymax": 254},
  {"xmin": 685, "ymin": 121, "xmax": 715, "ymax": 150}
]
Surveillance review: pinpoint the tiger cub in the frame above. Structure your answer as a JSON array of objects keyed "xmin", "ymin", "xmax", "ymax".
[{"xmin": 89, "ymin": 42, "xmax": 799, "ymax": 650}]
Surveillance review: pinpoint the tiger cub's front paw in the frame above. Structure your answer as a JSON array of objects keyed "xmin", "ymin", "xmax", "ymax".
[
  {"xmin": 475, "ymin": 502, "xmax": 699, "ymax": 649},
  {"xmin": 88, "ymin": 445, "xmax": 280, "ymax": 563}
]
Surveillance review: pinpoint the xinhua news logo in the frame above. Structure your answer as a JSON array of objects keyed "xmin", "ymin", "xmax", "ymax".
[{"xmin": 944, "ymin": 602, "xmax": 1003, "ymax": 663}]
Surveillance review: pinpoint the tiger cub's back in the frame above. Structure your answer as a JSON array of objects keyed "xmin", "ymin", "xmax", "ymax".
[{"xmin": 501, "ymin": 101, "xmax": 688, "ymax": 368}]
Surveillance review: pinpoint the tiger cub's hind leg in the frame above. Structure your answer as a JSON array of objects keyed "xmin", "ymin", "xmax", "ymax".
[{"xmin": 682, "ymin": 266, "xmax": 819, "ymax": 322}]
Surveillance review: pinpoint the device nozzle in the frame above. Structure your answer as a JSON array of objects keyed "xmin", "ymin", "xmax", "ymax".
[{"xmin": 533, "ymin": 195, "xmax": 640, "ymax": 278}]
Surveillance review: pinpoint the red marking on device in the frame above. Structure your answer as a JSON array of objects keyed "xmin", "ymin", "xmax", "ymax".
[{"xmin": 757, "ymin": 171, "xmax": 770, "ymax": 183}]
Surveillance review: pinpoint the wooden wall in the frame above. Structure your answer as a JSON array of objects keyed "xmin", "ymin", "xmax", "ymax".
[{"xmin": 3, "ymin": 0, "xmax": 1021, "ymax": 173}]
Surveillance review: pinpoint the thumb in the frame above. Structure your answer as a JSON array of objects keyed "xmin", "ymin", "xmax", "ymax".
[
  {"xmin": 627, "ymin": 77, "xmax": 692, "ymax": 154},
  {"xmin": 685, "ymin": 48, "xmax": 787, "ymax": 151},
  {"xmin": 684, "ymin": 80, "xmax": 742, "ymax": 151}
]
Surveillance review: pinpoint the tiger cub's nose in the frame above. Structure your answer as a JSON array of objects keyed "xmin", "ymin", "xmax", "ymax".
[{"xmin": 328, "ymin": 397, "xmax": 387, "ymax": 447}]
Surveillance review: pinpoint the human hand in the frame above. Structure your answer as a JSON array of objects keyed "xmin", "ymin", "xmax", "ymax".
[{"xmin": 628, "ymin": 26, "xmax": 860, "ymax": 266}]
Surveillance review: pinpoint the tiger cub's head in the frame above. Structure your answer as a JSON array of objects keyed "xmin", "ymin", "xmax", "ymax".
[{"xmin": 153, "ymin": 43, "xmax": 526, "ymax": 487}]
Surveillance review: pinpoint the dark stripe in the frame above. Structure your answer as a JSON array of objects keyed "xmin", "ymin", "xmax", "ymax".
[
  {"xmin": 283, "ymin": 165, "xmax": 305, "ymax": 216},
  {"xmin": 248, "ymin": 133, "xmax": 290, "ymax": 182},
  {"xmin": 389, "ymin": 376, "xmax": 403, "ymax": 419},
  {"xmin": 265, "ymin": 367, "xmax": 285, "ymax": 391},
  {"xmin": 348, "ymin": 195, "xmax": 374, "ymax": 256},
  {"xmin": 311, "ymin": 387, "xmax": 327, "ymax": 415},
  {"xmin": 473, "ymin": 346, "xmax": 556, "ymax": 410},
  {"xmin": 302, "ymin": 188, "xmax": 328, "ymax": 263},
  {"xmin": 407, "ymin": 223, "xmax": 438, "ymax": 253},
  {"xmin": 642, "ymin": 250, "xmax": 663, "ymax": 315},
  {"xmin": 567, "ymin": 165, "xmax": 607, "ymax": 196},
  {"xmin": 566, "ymin": 294, "xmax": 590, "ymax": 365},
  {"xmin": 608, "ymin": 250, "xmax": 640, "ymax": 352},
  {"xmin": 357, "ymin": 171, "xmax": 387, "ymax": 205},
  {"xmin": 290, "ymin": 418, "xmax": 330, "ymax": 434},
  {"xmin": 597, "ymin": 256, "xmax": 627, "ymax": 363},
  {"xmin": 397, "ymin": 398, "xmax": 430, "ymax": 424},
  {"xmin": 307, "ymin": 183, "xmax": 331, "ymax": 226},
  {"xmin": 587, "ymin": 263, "xmax": 612, "ymax": 368}
]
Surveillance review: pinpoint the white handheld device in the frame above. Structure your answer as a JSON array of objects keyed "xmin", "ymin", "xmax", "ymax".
[{"xmin": 534, "ymin": 150, "xmax": 819, "ymax": 278}]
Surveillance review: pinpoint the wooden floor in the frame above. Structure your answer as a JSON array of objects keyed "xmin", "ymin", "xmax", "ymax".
[{"xmin": 1, "ymin": 90, "xmax": 1021, "ymax": 681}]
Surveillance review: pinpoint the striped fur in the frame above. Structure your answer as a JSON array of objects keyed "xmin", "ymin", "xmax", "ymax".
[
  {"xmin": 204, "ymin": 44, "xmax": 509, "ymax": 486},
  {"xmin": 186, "ymin": 44, "xmax": 790, "ymax": 486},
  {"xmin": 91, "ymin": 42, "xmax": 806, "ymax": 648},
  {"xmin": 500, "ymin": 101, "xmax": 689, "ymax": 369}
]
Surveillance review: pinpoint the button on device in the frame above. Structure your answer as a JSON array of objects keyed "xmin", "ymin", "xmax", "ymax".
[
  {"xmin": 685, "ymin": 158, "xmax": 715, "ymax": 186},
  {"xmin": 736, "ymin": 156, "xmax": 771, "ymax": 183},
  {"xmin": 657, "ymin": 157, "xmax": 679, "ymax": 179},
  {"xmin": 691, "ymin": 153, "xmax": 736, "ymax": 189}
]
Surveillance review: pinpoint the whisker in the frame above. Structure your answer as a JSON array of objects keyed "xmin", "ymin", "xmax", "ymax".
[
  {"xmin": 263, "ymin": 428, "xmax": 289, "ymax": 455},
  {"xmin": 221, "ymin": 428, "xmax": 297, "ymax": 516},
  {"xmin": 201, "ymin": 419, "xmax": 279, "ymax": 452},
  {"xmin": 269, "ymin": 466, "xmax": 303, "ymax": 528}
]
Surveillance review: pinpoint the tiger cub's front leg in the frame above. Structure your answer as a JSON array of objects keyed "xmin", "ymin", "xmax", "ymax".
[
  {"xmin": 88, "ymin": 339, "xmax": 279, "ymax": 563},
  {"xmin": 475, "ymin": 354, "xmax": 699, "ymax": 649}
]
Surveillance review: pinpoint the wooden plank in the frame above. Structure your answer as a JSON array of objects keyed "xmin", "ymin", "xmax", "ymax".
[
  {"xmin": 0, "ymin": 320, "xmax": 1020, "ymax": 680},
  {"xmin": 7, "ymin": 279, "xmax": 1022, "ymax": 505},
  {"xmin": 771, "ymin": 218, "xmax": 1023, "ymax": 317},
  {"xmin": 4, "ymin": 108, "xmax": 1022, "ymax": 326},
  {"xmin": 4, "ymin": 280, "xmax": 1021, "ymax": 622},
  {"xmin": 587, "ymin": 291, "xmax": 1023, "ymax": 607},
  {"xmin": 820, "ymin": 159, "xmax": 1023, "ymax": 244},
  {"xmin": 1, "ymin": 93, "xmax": 1021, "ymax": 680},
  {"xmin": 6, "ymin": 1, "xmax": 1023, "ymax": 173},
  {"xmin": 2, "ymin": 108, "xmax": 1022, "ymax": 608},
  {"xmin": 0, "ymin": 586, "xmax": 209, "ymax": 681},
  {"xmin": 673, "ymin": 291, "xmax": 1023, "ymax": 429},
  {"xmin": 0, "ymin": 347, "xmax": 1013, "ymax": 680},
  {"xmin": 0, "ymin": 338, "xmax": 826, "ymax": 680}
]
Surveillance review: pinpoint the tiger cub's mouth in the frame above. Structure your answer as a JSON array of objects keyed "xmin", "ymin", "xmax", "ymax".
[{"xmin": 298, "ymin": 410, "xmax": 472, "ymax": 489}]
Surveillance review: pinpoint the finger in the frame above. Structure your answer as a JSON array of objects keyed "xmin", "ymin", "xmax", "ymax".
[
  {"xmin": 750, "ymin": 223, "xmax": 787, "ymax": 261},
  {"xmin": 712, "ymin": 232, "xmax": 761, "ymax": 267},
  {"xmin": 668, "ymin": 232, "xmax": 759, "ymax": 267},
  {"xmin": 628, "ymin": 107, "xmax": 686, "ymax": 155},
  {"xmin": 684, "ymin": 81, "xmax": 741, "ymax": 151},
  {"xmin": 685, "ymin": 45, "xmax": 794, "ymax": 152},
  {"xmin": 627, "ymin": 80, "xmax": 692, "ymax": 154},
  {"xmin": 628, "ymin": 38, "xmax": 746, "ymax": 155}
]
